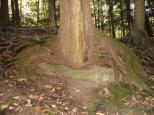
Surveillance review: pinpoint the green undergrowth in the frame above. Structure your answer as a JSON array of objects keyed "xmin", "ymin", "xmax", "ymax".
[{"xmin": 16, "ymin": 38, "xmax": 55, "ymax": 79}]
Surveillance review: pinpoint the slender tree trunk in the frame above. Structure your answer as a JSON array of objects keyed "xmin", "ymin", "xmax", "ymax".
[
  {"xmin": 20, "ymin": 0, "xmax": 22, "ymax": 17},
  {"xmin": 97, "ymin": 0, "xmax": 100, "ymax": 29},
  {"xmin": 0, "ymin": 0, "xmax": 2, "ymax": 27},
  {"xmin": 11, "ymin": 0, "xmax": 15, "ymax": 24},
  {"xmin": 14, "ymin": 0, "xmax": 20, "ymax": 26},
  {"xmin": 1, "ymin": 0, "xmax": 9, "ymax": 31},
  {"xmin": 134, "ymin": 0, "xmax": 145, "ymax": 30},
  {"xmin": 59, "ymin": 0, "xmax": 95, "ymax": 67},
  {"xmin": 100, "ymin": 1, "xmax": 104, "ymax": 30},
  {"xmin": 36, "ymin": 0, "xmax": 40, "ymax": 26},
  {"xmin": 145, "ymin": 14, "xmax": 153, "ymax": 37},
  {"xmin": 48, "ymin": 0, "xmax": 57, "ymax": 32},
  {"xmin": 108, "ymin": 0, "xmax": 116, "ymax": 38},
  {"xmin": 124, "ymin": 0, "xmax": 132, "ymax": 31},
  {"xmin": 92, "ymin": 0, "xmax": 97, "ymax": 27},
  {"xmin": 120, "ymin": 0, "xmax": 125, "ymax": 36}
]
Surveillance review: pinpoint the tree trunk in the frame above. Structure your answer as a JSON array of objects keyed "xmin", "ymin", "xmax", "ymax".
[
  {"xmin": 0, "ymin": 0, "xmax": 1, "ymax": 27},
  {"xmin": 100, "ymin": 1, "xmax": 104, "ymax": 30},
  {"xmin": 92, "ymin": 0, "xmax": 97, "ymax": 27},
  {"xmin": 134, "ymin": 0, "xmax": 145, "ymax": 30},
  {"xmin": 11, "ymin": 0, "xmax": 15, "ymax": 24},
  {"xmin": 11, "ymin": 0, "xmax": 20, "ymax": 26},
  {"xmin": 59, "ymin": 0, "xmax": 95, "ymax": 67},
  {"xmin": 124, "ymin": 0, "xmax": 132, "ymax": 31},
  {"xmin": 120, "ymin": 0, "xmax": 125, "ymax": 36},
  {"xmin": 108, "ymin": 0, "xmax": 116, "ymax": 38},
  {"xmin": 20, "ymin": 0, "xmax": 22, "ymax": 17},
  {"xmin": 36, "ymin": 0, "xmax": 40, "ymax": 26},
  {"xmin": 1, "ymin": 0, "xmax": 9, "ymax": 31},
  {"xmin": 14, "ymin": 0, "xmax": 20, "ymax": 26},
  {"xmin": 48, "ymin": 0, "xmax": 57, "ymax": 32},
  {"xmin": 145, "ymin": 13, "xmax": 153, "ymax": 37}
]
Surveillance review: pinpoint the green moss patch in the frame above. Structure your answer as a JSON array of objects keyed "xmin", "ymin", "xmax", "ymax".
[
  {"xmin": 16, "ymin": 38, "xmax": 55, "ymax": 79},
  {"xmin": 109, "ymin": 37, "xmax": 145, "ymax": 83},
  {"xmin": 39, "ymin": 63, "xmax": 115, "ymax": 83},
  {"xmin": 100, "ymin": 82, "xmax": 134, "ymax": 108}
]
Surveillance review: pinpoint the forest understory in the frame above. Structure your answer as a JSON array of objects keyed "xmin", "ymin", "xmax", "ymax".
[{"xmin": 0, "ymin": 27, "xmax": 154, "ymax": 115}]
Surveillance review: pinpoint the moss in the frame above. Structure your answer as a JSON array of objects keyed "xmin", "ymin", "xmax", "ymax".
[
  {"xmin": 100, "ymin": 83, "xmax": 134, "ymax": 108},
  {"xmin": 109, "ymin": 83, "xmax": 134, "ymax": 98},
  {"xmin": 16, "ymin": 38, "xmax": 55, "ymax": 79},
  {"xmin": 101, "ymin": 97, "xmax": 125, "ymax": 108},
  {"xmin": 39, "ymin": 63, "xmax": 115, "ymax": 82},
  {"xmin": 109, "ymin": 37, "xmax": 145, "ymax": 83},
  {"xmin": 26, "ymin": 38, "xmax": 55, "ymax": 47}
]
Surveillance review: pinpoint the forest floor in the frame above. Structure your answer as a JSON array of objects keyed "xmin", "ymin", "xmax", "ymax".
[{"xmin": 0, "ymin": 27, "xmax": 154, "ymax": 115}]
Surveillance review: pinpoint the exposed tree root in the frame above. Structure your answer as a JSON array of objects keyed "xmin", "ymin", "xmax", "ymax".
[{"xmin": 16, "ymin": 30, "xmax": 151, "ymax": 93}]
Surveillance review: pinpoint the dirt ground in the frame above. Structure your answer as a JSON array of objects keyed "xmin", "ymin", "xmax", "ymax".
[{"xmin": 0, "ymin": 27, "xmax": 154, "ymax": 115}]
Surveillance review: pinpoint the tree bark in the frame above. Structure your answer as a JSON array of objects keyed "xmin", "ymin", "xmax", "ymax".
[
  {"xmin": 11, "ymin": 0, "xmax": 20, "ymax": 26},
  {"xmin": 120, "ymin": 0, "xmax": 125, "ymax": 36},
  {"xmin": 0, "ymin": 0, "xmax": 1, "ymax": 27},
  {"xmin": 48, "ymin": 0, "xmax": 57, "ymax": 32},
  {"xmin": 134, "ymin": 0, "xmax": 145, "ymax": 30},
  {"xmin": 14, "ymin": 0, "xmax": 20, "ymax": 26},
  {"xmin": 59, "ymin": 0, "xmax": 95, "ymax": 67},
  {"xmin": 108, "ymin": 0, "xmax": 116, "ymax": 38},
  {"xmin": 36, "ymin": 0, "xmax": 40, "ymax": 26},
  {"xmin": 1, "ymin": 0, "xmax": 9, "ymax": 31},
  {"xmin": 124, "ymin": 0, "xmax": 132, "ymax": 31},
  {"xmin": 92, "ymin": 0, "xmax": 97, "ymax": 27},
  {"xmin": 145, "ymin": 13, "xmax": 153, "ymax": 37},
  {"xmin": 11, "ymin": 0, "xmax": 15, "ymax": 24}
]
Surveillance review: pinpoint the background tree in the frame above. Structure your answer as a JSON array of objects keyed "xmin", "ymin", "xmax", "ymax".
[
  {"xmin": 11, "ymin": 0, "xmax": 20, "ymax": 26},
  {"xmin": 14, "ymin": 0, "xmax": 20, "ymax": 26},
  {"xmin": 107, "ymin": 0, "xmax": 116, "ymax": 38},
  {"xmin": 134, "ymin": 0, "xmax": 145, "ymax": 30},
  {"xmin": 119, "ymin": 0, "xmax": 125, "ymax": 36},
  {"xmin": 0, "ymin": 0, "xmax": 9, "ymax": 31},
  {"xmin": 0, "ymin": 0, "xmax": 1, "ymax": 28},
  {"xmin": 124, "ymin": 0, "xmax": 133, "ymax": 31},
  {"xmin": 48, "ymin": 0, "xmax": 57, "ymax": 32},
  {"xmin": 36, "ymin": 0, "xmax": 40, "ymax": 26}
]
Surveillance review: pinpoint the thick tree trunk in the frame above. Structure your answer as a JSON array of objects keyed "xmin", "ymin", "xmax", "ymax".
[
  {"xmin": 1, "ymin": 0, "xmax": 9, "ymax": 31},
  {"xmin": 134, "ymin": 0, "xmax": 145, "ymax": 30},
  {"xmin": 48, "ymin": 0, "xmax": 57, "ymax": 32},
  {"xmin": 59, "ymin": 0, "xmax": 95, "ymax": 67}
]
